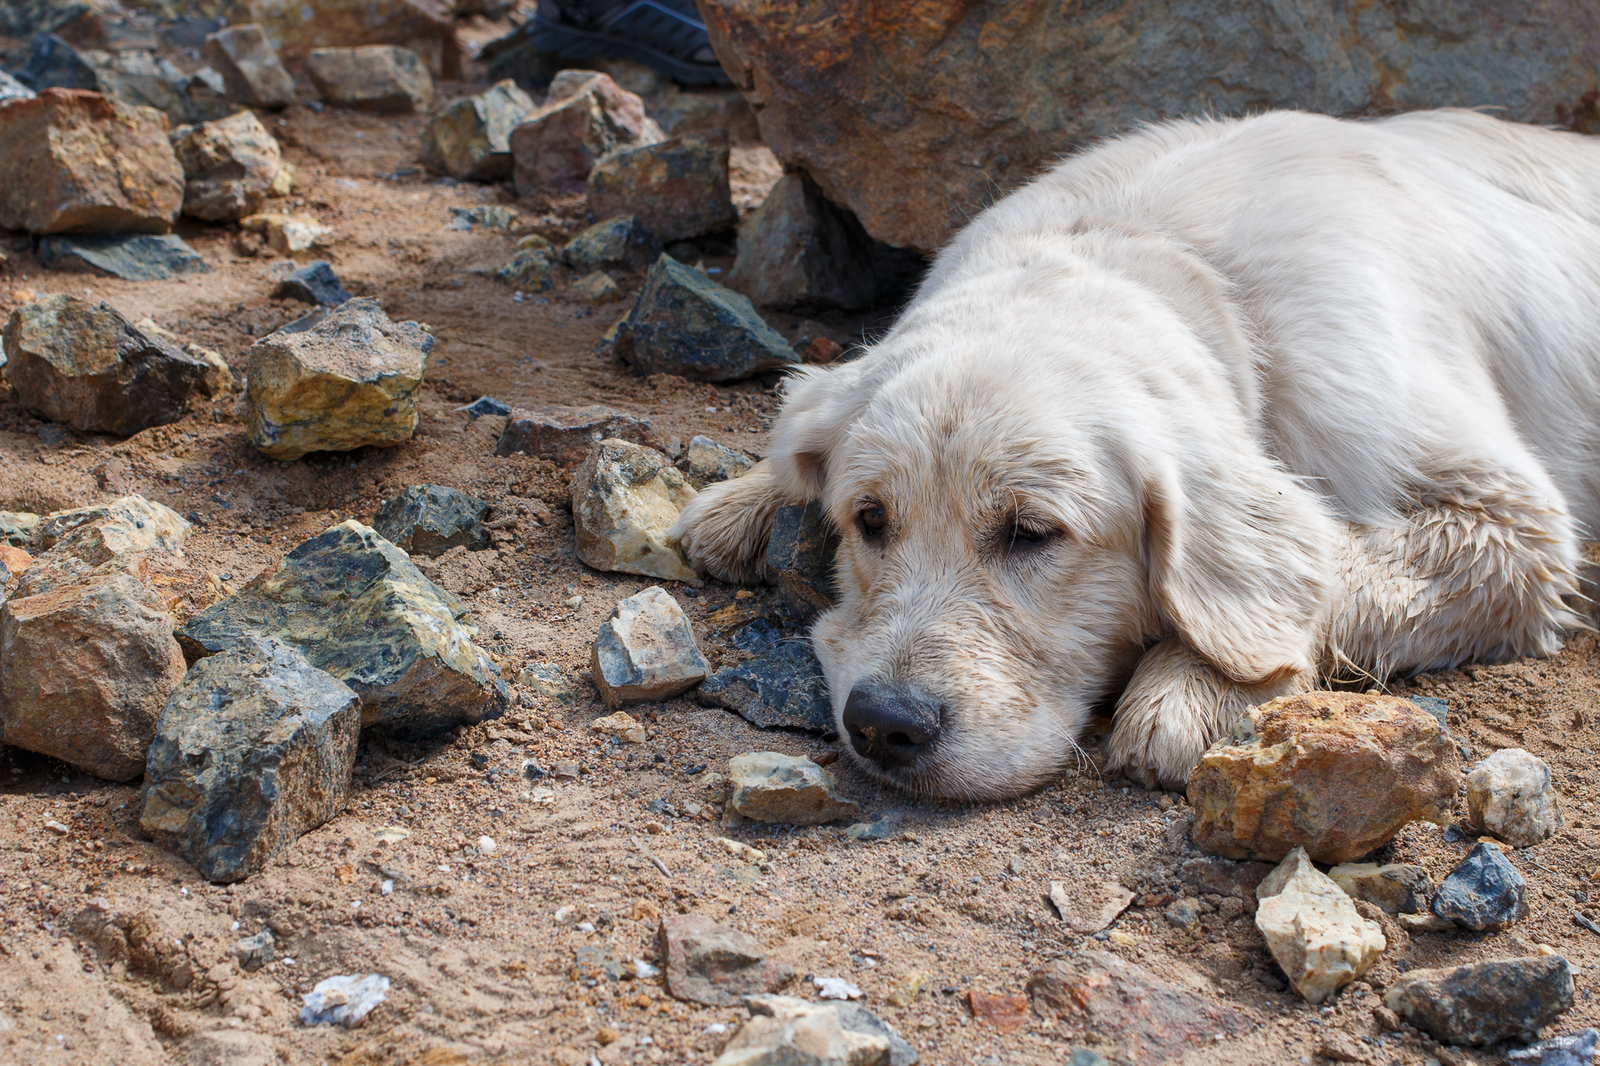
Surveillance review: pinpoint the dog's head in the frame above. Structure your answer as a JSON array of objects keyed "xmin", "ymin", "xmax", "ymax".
[{"xmin": 768, "ymin": 240, "xmax": 1335, "ymax": 799}]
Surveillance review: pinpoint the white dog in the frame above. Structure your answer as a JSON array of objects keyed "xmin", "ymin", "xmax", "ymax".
[{"xmin": 672, "ymin": 109, "xmax": 1600, "ymax": 798}]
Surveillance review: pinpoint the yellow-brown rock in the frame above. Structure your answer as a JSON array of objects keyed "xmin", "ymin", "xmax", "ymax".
[
  {"xmin": 571, "ymin": 438, "xmax": 699, "ymax": 584},
  {"xmin": 171, "ymin": 110, "xmax": 284, "ymax": 222},
  {"xmin": 1188, "ymin": 692, "xmax": 1460, "ymax": 864}
]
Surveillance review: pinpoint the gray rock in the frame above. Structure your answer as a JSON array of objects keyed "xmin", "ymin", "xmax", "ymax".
[
  {"xmin": 0, "ymin": 70, "xmax": 36, "ymax": 105},
  {"xmin": 1164, "ymin": 897, "xmax": 1202, "ymax": 930},
  {"xmin": 562, "ymin": 215, "xmax": 662, "ymax": 273},
  {"xmin": 743, "ymin": 995, "xmax": 916, "ymax": 1066},
  {"xmin": 234, "ymin": 929, "xmax": 275, "ymax": 970},
  {"xmin": 1509, "ymin": 1029, "xmax": 1600, "ymax": 1066},
  {"xmin": 307, "ymin": 45, "xmax": 433, "ymax": 114},
  {"xmin": 299, "ymin": 973, "xmax": 389, "ymax": 1028},
  {"xmin": 176, "ymin": 520, "xmax": 509, "ymax": 736},
  {"xmin": 86, "ymin": 49, "xmax": 230, "ymax": 126},
  {"xmin": 0, "ymin": 1, "xmax": 98, "ymax": 40},
  {"xmin": 458, "ymin": 395, "xmax": 510, "ymax": 418},
  {"xmin": 659, "ymin": 912, "xmax": 794, "ymax": 1007},
  {"xmin": 1177, "ymin": 856, "xmax": 1275, "ymax": 902},
  {"xmin": 1327, "ymin": 862, "xmax": 1433, "ymax": 915},
  {"xmin": 586, "ymin": 133, "xmax": 737, "ymax": 243},
  {"xmin": 0, "ymin": 512, "xmax": 42, "ymax": 548},
  {"xmin": 1067, "ymin": 1052, "xmax": 1110, "ymax": 1066},
  {"xmin": 38, "ymin": 233, "xmax": 209, "ymax": 281},
  {"xmin": 766, "ymin": 501, "xmax": 838, "ymax": 623},
  {"xmin": 1384, "ymin": 955, "xmax": 1575, "ymax": 1045},
  {"xmin": 618, "ymin": 255, "xmax": 799, "ymax": 383},
  {"xmin": 205, "ymin": 23, "xmax": 294, "ymax": 109},
  {"xmin": 698, "ymin": 641, "xmax": 833, "ymax": 732},
  {"xmin": 420, "ymin": 79, "xmax": 535, "ymax": 181},
  {"xmin": 494, "ymin": 237, "xmax": 556, "ymax": 293},
  {"xmin": 372, "ymin": 485, "xmax": 490, "ymax": 557},
  {"xmin": 447, "ymin": 205, "xmax": 518, "ymax": 231},
  {"xmin": 17, "ymin": 34, "xmax": 98, "ymax": 92},
  {"xmin": 2, "ymin": 294, "xmax": 211, "ymax": 435},
  {"xmin": 272, "ymin": 260, "xmax": 353, "ymax": 306},
  {"xmin": 508, "ymin": 69, "xmax": 661, "ymax": 196},
  {"xmin": 1466, "ymin": 747, "xmax": 1563, "ymax": 847},
  {"xmin": 727, "ymin": 751, "xmax": 859, "ymax": 825},
  {"xmin": 728, "ymin": 173, "xmax": 877, "ymax": 311},
  {"xmin": 496, "ymin": 402, "xmax": 655, "ymax": 466},
  {"xmin": 1431, "ymin": 840, "xmax": 1527, "ymax": 931},
  {"xmin": 683, "ymin": 434, "xmax": 753, "ymax": 487},
  {"xmin": 571, "ymin": 438, "xmax": 700, "ymax": 583},
  {"xmin": 591, "ymin": 586, "xmax": 708, "ymax": 707},
  {"xmin": 140, "ymin": 641, "xmax": 362, "ymax": 882}
]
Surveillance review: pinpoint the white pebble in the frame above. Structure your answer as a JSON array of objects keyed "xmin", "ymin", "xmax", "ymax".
[
  {"xmin": 478, "ymin": 835, "xmax": 496, "ymax": 854},
  {"xmin": 381, "ymin": 880, "xmax": 394, "ymax": 897}
]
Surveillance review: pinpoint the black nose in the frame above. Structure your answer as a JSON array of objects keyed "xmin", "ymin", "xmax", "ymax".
[{"xmin": 842, "ymin": 680, "xmax": 943, "ymax": 770}]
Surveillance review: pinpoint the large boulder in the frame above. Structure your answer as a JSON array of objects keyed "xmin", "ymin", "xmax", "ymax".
[
  {"xmin": 419, "ymin": 78, "xmax": 535, "ymax": 182},
  {"xmin": 222, "ymin": 0, "xmax": 461, "ymax": 78},
  {"xmin": 306, "ymin": 45, "xmax": 433, "ymax": 114},
  {"xmin": 585, "ymin": 133, "xmax": 736, "ymax": 243},
  {"xmin": 171, "ymin": 109, "xmax": 284, "ymax": 222},
  {"xmin": 0, "ymin": 88, "xmax": 184, "ymax": 235},
  {"xmin": 508, "ymin": 70, "xmax": 661, "ymax": 196},
  {"xmin": 700, "ymin": 0, "xmax": 1600, "ymax": 252},
  {"xmin": 205, "ymin": 23, "xmax": 295, "ymax": 109}
]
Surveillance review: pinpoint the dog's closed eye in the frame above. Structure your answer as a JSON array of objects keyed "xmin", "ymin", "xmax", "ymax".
[{"xmin": 998, "ymin": 515, "xmax": 1059, "ymax": 554}]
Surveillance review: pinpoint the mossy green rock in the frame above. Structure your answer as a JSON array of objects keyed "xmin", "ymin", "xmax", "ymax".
[{"xmin": 619, "ymin": 255, "xmax": 798, "ymax": 383}]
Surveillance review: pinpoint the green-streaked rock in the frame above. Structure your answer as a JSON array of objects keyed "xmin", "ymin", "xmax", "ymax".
[
  {"xmin": 36, "ymin": 494, "xmax": 190, "ymax": 557},
  {"xmin": 618, "ymin": 255, "xmax": 798, "ymax": 383},
  {"xmin": 494, "ymin": 243, "xmax": 557, "ymax": 292},
  {"xmin": 420, "ymin": 78, "xmax": 535, "ymax": 182},
  {"xmin": 141, "ymin": 640, "xmax": 361, "ymax": 882},
  {"xmin": 571, "ymin": 438, "xmax": 700, "ymax": 583},
  {"xmin": 177, "ymin": 520, "xmax": 509, "ymax": 735},
  {"xmin": 372, "ymin": 484, "xmax": 490, "ymax": 557}
]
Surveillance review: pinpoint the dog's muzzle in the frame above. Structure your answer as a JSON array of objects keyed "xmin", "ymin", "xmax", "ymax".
[{"xmin": 842, "ymin": 680, "xmax": 944, "ymax": 771}]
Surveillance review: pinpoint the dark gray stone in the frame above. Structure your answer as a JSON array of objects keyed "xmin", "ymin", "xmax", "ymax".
[
  {"xmin": 1431, "ymin": 840, "xmax": 1527, "ymax": 931},
  {"xmin": 682, "ymin": 434, "xmax": 753, "ymax": 488},
  {"xmin": 205, "ymin": 23, "xmax": 294, "ymax": 110},
  {"xmin": 698, "ymin": 641, "xmax": 833, "ymax": 733},
  {"xmin": 495, "ymin": 402, "xmax": 656, "ymax": 467},
  {"xmin": 17, "ymin": 33, "xmax": 98, "ymax": 92},
  {"xmin": 458, "ymin": 396, "xmax": 511, "ymax": 419},
  {"xmin": 617, "ymin": 255, "xmax": 799, "ymax": 383},
  {"xmin": 1406, "ymin": 695, "xmax": 1450, "ymax": 731},
  {"xmin": 272, "ymin": 260, "xmax": 353, "ymax": 306},
  {"xmin": 38, "ymin": 232, "xmax": 209, "ymax": 281},
  {"xmin": 140, "ymin": 641, "xmax": 361, "ymax": 882},
  {"xmin": 372, "ymin": 485, "xmax": 490, "ymax": 557},
  {"xmin": 1384, "ymin": 956, "xmax": 1575, "ymax": 1046},
  {"xmin": 728, "ymin": 172, "xmax": 877, "ymax": 311},
  {"xmin": 562, "ymin": 215, "xmax": 662, "ymax": 273},
  {"xmin": 1509, "ymin": 1029, "xmax": 1600, "ymax": 1066},
  {"xmin": 766, "ymin": 501, "xmax": 838, "ymax": 623},
  {"xmin": 277, "ymin": 307, "xmax": 329, "ymax": 334},
  {"xmin": 88, "ymin": 49, "xmax": 230, "ymax": 126}
]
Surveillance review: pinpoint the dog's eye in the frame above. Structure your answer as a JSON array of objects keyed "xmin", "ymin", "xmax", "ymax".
[
  {"xmin": 1003, "ymin": 518, "xmax": 1055, "ymax": 550},
  {"xmin": 858, "ymin": 504, "xmax": 887, "ymax": 539}
]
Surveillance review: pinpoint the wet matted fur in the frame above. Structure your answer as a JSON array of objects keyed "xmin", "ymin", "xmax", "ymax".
[{"xmin": 672, "ymin": 109, "xmax": 1600, "ymax": 798}]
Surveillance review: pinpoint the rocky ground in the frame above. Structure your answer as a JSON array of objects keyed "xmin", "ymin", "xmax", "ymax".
[{"xmin": 3, "ymin": 16, "xmax": 1600, "ymax": 1066}]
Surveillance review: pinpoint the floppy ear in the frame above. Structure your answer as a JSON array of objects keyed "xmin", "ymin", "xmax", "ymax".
[
  {"xmin": 1143, "ymin": 452, "xmax": 1336, "ymax": 684},
  {"xmin": 769, "ymin": 361, "xmax": 873, "ymax": 499}
]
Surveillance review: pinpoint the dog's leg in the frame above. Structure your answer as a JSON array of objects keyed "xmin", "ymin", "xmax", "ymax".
[
  {"xmin": 1107, "ymin": 637, "xmax": 1312, "ymax": 790},
  {"xmin": 669, "ymin": 460, "xmax": 789, "ymax": 584}
]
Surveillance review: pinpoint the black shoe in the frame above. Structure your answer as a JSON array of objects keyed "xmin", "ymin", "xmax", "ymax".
[{"xmin": 526, "ymin": 0, "xmax": 731, "ymax": 86}]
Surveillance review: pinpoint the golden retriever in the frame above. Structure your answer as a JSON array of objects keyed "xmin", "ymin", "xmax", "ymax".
[{"xmin": 671, "ymin": 109, "xmax": 1600, "ymax": 798}]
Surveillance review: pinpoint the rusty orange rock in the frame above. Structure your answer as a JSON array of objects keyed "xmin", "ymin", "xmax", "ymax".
[{"xmin": 1188, "ymin": 692, "xmax": 1461, "ymax": 864}]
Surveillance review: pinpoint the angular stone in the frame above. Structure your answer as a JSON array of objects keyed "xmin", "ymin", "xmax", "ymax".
[
  {"xmin": 651, "ymin": 85, "xmax": 761, "ymax": 144},
  {"xmin": 591, "ymin": 586, "xmax": 708, "ymax": 707},
  {"xmin": 307, "ymin": 45, "xmax": 432, "ymax": 114},
  {"xmin": 0, "ymin": 88, "xmax": 184, "ymax": 235},
  {"xmin": 699, "ymin": 641, "xmax": 832, "ymax": 732},
  {"xmin": 592, "ymin": 710, "xmax": 646, "ymax": 743},
  {"xmin": 16, "ymin": 33, "xmax": 99, "ymax": 93},
  {"xmin": 272, "ymin": 260, "xmax": 353, "ymax": 306},
  {"xmin": 586, "ymin": 133, "xmax": 736, "ymax": 243},
  {"xmin": 0, "ymin": 70, "xmax": 37, "ymax": 106},
  {"xmin": 496, "ymin": 403, "xmax": 656, "ymax": 467},
  {"xmin": 245, "ymin": 297, "xmax": 432, "ymax": 461},
  {"xmin": 729, "ymin": 173, "xmax": 877, "ymax": 311},
  {"xmin": 766, "ymin": 501, "xmax": 838, "ymax": 622},
  {"xmin": 3, "ymin": 294, "xmax": 210, "ymax": 435},
  {"xmin": 372, "ymin": 484, "xmax": 490, "ymax": 557},
  {"xmin": 1327, "ymin": 862, "xmax": 1432, "ymax": 915},
  {"xmin": 239, "ymin": 212, "xmax": 331, "ymax": 255},
  {"xmin": 176, "ymin": 520, "xmax": 509, "ymax": 735},
  {"xmin": 1, "ymin": 512, "xmax": 40, "ymax": 549},
  {"xmin": 1467, "ymin": 747, "xmax": 1563, "ymax": 848},
  {"xmin": 1177, "ymin": 857, "xmax": 1275, "ymax": 902},
  {"xmin": 1509, "ymin": 1030, "xmax": 1600, "ymax": 1066},
  {"xmin": 571, "ymin": 438, "xmax": 699, "ymax": 583},
  {"xmin": 742, "ymin": 996, "xmax": 914, "ymax": 1066},
  {"xmin": 85, "ymin": 48, "xmax": 230, "ymax": 127},
  {"xmin": 619, "ymin": 255, "xmax": 799, "ymax": 383},
  {"xmin": 659, "ymin": 912, "xmax": 795, "ymax": 1007},
  {"xmin": 1255, "ymin": 847, "xmax": 1386, "ymax": 1004},
  {"xmin": 509, "ymin": 69, "xmax": 661, "ymax": 196},
  {"xmin": 1027, "ymin": 950, "xmax": 1255, "ymax": 1062},
  {"xmin": 223, "ymin": 0, "xmax": 461, "ymax": 79},
  {"xmin": 132, "ymin": 317, "xmax": 235, "ymax": 397},
  {"xmin": 171, "ymin": 109, "xmax": 282, "ymax": 222},
  {"xmin": 1049, "ymin": 880, "xmax": 1136, "ymax": 935},
  {"xmin": 420, "ymin": 78, "xmax": 534, "ymax": 181},
  {"xmin": 727, "ymin": 751, "xmax": 859, "ymax": 825},
  {"xmin": 1188, "ymin": 691, "xmax": 1460, "ymax": 864},
  {"xmin": 205, "ymin": 23, "xmax": 294, "ymax": 109},
  {"xmin": 446, "ymin": 205, "xmax": 517, "ymax": 231},
  {"xmin": 572, "ymin": 271, "xmax": 621, "ymax": 304},
  {"xmin": 517, "ymin": 661, "xmax": 578, "ymax": 705},
  {"xmin": 494, "ymin": 242, "xmax": 556, "ymax": 292},
  {"xmin": 1384, "ymin": 956, "xmax": 1574, "ymax": 1046},
  {"xmin": 38, "ymin": 232, "xmax": 210, "ymax": 281},
  {"xmin": 234, "ymin": 929, "xmax": 275, "ymax": 970},
  {"xmin": 140, "ymin": 641, "xmax": 361, "ymax": 882},
  {"xmin": 36, "ymin": 495, "xmax": 190, "ymax": 557},
  {"xmin": 1431, "ymin": 840, "xmax": 1527, "ymax": 931},
  {"xmin": 563, "ymin": 215, "xmax": 662, "ymax": 273},
  {"xmin": 684, "ymin": 435, "xmax": 753, "ymax": 488}
]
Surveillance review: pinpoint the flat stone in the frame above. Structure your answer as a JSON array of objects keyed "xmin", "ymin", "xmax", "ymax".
[
  {"xmin": 572, "ymin": 271, "xmax": 621, "ymax": 304},
  {"xmin": 727, "ymin": 751, "xmax": 859, "ymax": 825},
  {"xmin": 176, "ymin": 520, "xmax": 509, "ymax": 735},
  {"xmin": 1328, "ymin": 862, "xmax": 1433, "ymax": 915},
  {"xmin": 1431, "ymin": 840, "xmax": 1527, "ymax": 931},
  {"xmin": 245, "ymin": 297, "xmax": 431, "ymax": 460},
  {"xmin": 766, "ymin": 501, "xmax": 838, "ymax": 622},
  {"xmin": 272, "ymin": 260, "xmax": 353, "ymax": 306},
  {"xmin": 1255, "ymin": 847, "xmax": 1386, "ymax": 1005},
  {"xmin": 420, "ymin": 78, "xmax": 534, "ymax": 181},
  {"xmin": 590, "ymin": 586, "xmax": 708, "ymax": 706},
  {"xmin": 299, "ymin": 973, "xmax": 390, "ymax": 1029},
  {"xmin": 205, "ymin": 23, "xmax": 294, "ymax": 109},
  {"xmin": 3, "ymin": 294, "xmax": 210, "ymax": 434},
  {"xmin": 1384, "ymin": 955, "xmax": 1575, "ymax": 1046},
  {"xmin": 683, "ymin": 435, "xmax": 753, "ymax": 488},
  {"xmin": 171, "ymin": 110, "xmax": 282, "ymax": 222},
  {"xmin": 132, "ymin": 317, "xmax": 235, "ymax": 397},
  {"xmin": 562, "ymin": 215, "xmax": 662, "ymax": 273},
  {"xmin": 586, "ymin": 133, "xmax": 736, "ymax": 243},
  {"xmin": 1177, "ymin": 857, "xmax": 1275, "ymax": 902},
  {"xmin": 38, "ymin": 232, "xmax": 210, "ymax": 281},
  {"xmin": 1188, "ymin": 691, "xmax": 1461, "ymax": 864},
  {"xmin": 306, "ymin": 44, "xmax": 433, "ymax": 113},
  {"xmin": 1049, "ymin": 880, "xmax": 1136, "ymax": 935},
  {"xmin": 698, "ymin": 641, "xmax": 833, "ymax": 732},
  {"xmin": 0, "ymin": 513, "xmax": 42, "ymax": 549},
  {"xmin": 728, "ymin": 172, "xmax": 877, "ymax": 311},
  {"xmin": 592, "ymin": 710, "xmax": 646, "ymax": 743},
  {"xmin": 659, "ymin": 912, "xmax": 795, "ymax": 1007},
  {"xmin": 239, "ymin": 212, "xmax": 331, "ymax": 255},
  {"xmin": 0, "ymin": 88, "xmax": 184, "ymax": 234},
  {"xmin": 1027, "ymin": 950, "xmax": 1255, "ymax": 1063},
  {"xmin": 140, "ymin": 640, "xmax": 361, "ymax": 882},
  {"xmin": 618, "ymin": 255, "xmax": 799, "ymax": 383},
  {"xmin": 508, "ymin": 69, "xmax": 660, "ymax": 196},
  {"xmin": 35, "ymin": 495, "xmax": 190, "ymax": 557},
  {"xmin": 1509, "ymin": 1029, "xmax": 1600, "ymax": 1066},
  {"xmin": 743, "ymin": 996, "xmax": 915, "ymax": 1066},
  {"xmin": 372, "ymin": 485, "xmax": 490, "ymax": 557},
  {"xmin": 0, "ymin": 70, "xmax": 37, "ymax": 105},
  {"xmin": 234, "ymin": 929, "xmax": 275, "ymax": 970},
  {"xmin": 496, "ymin": 403, "xmax": 655, "ymax": 467},
  {"xmin": 1467, "ymin": 747, "xmax": 1563, "ymax": 848},
  {"xmin": 571, "ymin": 438, "xmax": 699, "ymax": 582},
  {"xmin": 222, "ymin": 0, "xmax": 461, "ymax": 79}
]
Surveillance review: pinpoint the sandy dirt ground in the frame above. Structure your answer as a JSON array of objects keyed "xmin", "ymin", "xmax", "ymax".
[{"xmin": 2, "ymin": 56, "xmax": 1599, "ymax": 1066}]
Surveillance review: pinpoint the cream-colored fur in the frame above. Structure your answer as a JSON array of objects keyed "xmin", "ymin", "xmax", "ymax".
[{"xmin": 672, "ymin": 109, "xmax": 1600, "ymax": 798}]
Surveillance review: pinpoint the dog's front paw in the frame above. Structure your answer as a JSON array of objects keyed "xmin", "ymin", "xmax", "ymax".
[
  {"xmin": 1107, "ymin": 637, "xmax": 1309, "ymax": 790},
  {"xmin": 670, "ymin": 460, "xmax": 787, "ymax": 585}
]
